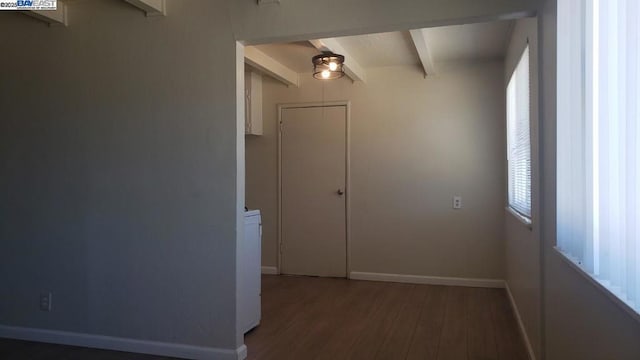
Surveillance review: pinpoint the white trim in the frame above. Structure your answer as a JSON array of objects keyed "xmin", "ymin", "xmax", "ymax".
[
  {"xmin": 236, "ymin": 344, "xmax": 248, "ymax": 359},
  {"xmin": 344, "ymin": 103, "xmax": 352, "ymax": 278},
  {"xmin": 0, "ymin": 325, "xmax": 246, "ymax": 360},
  {"xmin": 24, "ymin": 2, "xmax": 67, "ymax": 26},
  {"xmin": 505, "ymin": 283, "xmax": 537, "ymax": 360},
  {"xmin": 235, "ymin": 41, "xmax": 249, "ymax": 350},
  {"xmin": 349, "ymin": 272, "xmax": 505, "ymax": 288},
  {"xmin": 261, "ymin": 266, "xmax": 279, "ymax": 275},
  {"xmin": 506, "ymin": 206, "xmax": 533, "ymax": 229},
  {"xmin": 553, "ymin": 247, "xmax": 640, "ymax": 324},
  {"xmin": 123, "ymin": 0, "xmax": 166, "ymax": 16},
  {"xmin": 244, "ymin": 47, "xmax": 299, "ymax": 87},
  {"xmin": 408, "ymin": 29, "xmax": 437, "ymax": 77}
]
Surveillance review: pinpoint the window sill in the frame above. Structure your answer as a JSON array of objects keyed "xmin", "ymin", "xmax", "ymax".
[
  {"xmin": 505, "ymin": 207, "xmax": 532, "ymax": 230},
  {"xmin": 553, "ymin": 247, "xmax": 640, "ymax": 325}
]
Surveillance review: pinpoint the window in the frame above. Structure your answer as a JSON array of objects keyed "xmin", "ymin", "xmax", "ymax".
[
  {"xmin": 557, "ymin": 0, "xmax": 640, "ymax": 316},
  {"xmin": 507, "ymin": 46, "xmax": 531, "ymax": 220}
]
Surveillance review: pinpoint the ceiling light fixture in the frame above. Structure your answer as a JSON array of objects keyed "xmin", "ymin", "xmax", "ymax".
[{"xmin": 312, "ymin": 52, "xmax": 345, "ymax": 80}]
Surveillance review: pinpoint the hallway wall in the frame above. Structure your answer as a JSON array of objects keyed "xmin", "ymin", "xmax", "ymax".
[{"xmin": 247, "ymin": 62, "xmax": 507, "ymax": 280}]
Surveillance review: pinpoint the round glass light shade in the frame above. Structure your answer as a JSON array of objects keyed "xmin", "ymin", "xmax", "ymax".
[{"xmin": 312, "ymin": 53, "xmax": 345, "ymax": 80}]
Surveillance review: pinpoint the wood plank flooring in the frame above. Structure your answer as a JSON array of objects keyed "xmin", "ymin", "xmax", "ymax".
[
  {"xmin": 0, "ymin": 337, "xmax": 180, "ymax": 360},
  {"xmin": 0, "ymin": 275, "xmax": 529, "ymax": 360},
  {"xmin": 245, "ymin": 275, "xmax": 529, "ymax": 360}
]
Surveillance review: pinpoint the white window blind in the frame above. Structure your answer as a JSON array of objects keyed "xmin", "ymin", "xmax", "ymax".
[
  {"xmin": 507, "ymin": 46, "xmax": 532, "ymax": 218},
  {"xmin": 557, "ymin": 0, "xmax": 640, "ymax": 315}
]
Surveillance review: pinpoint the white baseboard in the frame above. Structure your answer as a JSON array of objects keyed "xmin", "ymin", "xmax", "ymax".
[
  {"xmin": 349, "ymin": 271, "xmax": 505, "ymax": 288},
  {"xmin": 261, "ymin": 266, "xmax": 278, "ymax": 275},
  {"xmin": 0, "ymin": 325, "xmax": 247, "ymax": 360},
  {"xmin": 505, "ymin": 284, "xmax": 536, "ymax": 360},
  {"xmin": 236, "ymin": 344, "xmax": 247, "ymax": 360}
]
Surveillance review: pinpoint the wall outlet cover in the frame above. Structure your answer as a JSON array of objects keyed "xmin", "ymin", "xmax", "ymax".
[
  {"xmin": 453, "ymin": 196, "xmax": 463, "ymax": 209},
  {"xmin": 40, "ymin": 292, "xmax": 52, "ymax": 312}
]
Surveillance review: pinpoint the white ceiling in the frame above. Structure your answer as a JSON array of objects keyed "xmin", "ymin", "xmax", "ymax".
[
  {"xmin": 248, "ymin": 19, "xmax": 514, "ymax": 75},
  {"xmin": 336, "ymin": 31, "xmax": 420, "ymax": 68},
  {"xmin": 421, "ymin": 21, "xmax": 514, "ymax": 63}
]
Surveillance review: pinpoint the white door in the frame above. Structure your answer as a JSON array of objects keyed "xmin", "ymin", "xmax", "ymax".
[{"xmin": 280, "ymin": 105, "xmax": 347, "ymax": 277}]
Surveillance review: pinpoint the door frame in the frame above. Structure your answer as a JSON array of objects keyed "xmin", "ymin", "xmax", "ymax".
[{"xmin": 276, "ymin": 101, "xmax": 351, "ymax": 278}]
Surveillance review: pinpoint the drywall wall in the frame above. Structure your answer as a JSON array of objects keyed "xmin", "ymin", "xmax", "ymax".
[
  {"xmin": 539, "ymin": 0, "xmax": 640, "ymax": 359},
  {"xmin": 10, "ymin": 0, "xmax": 627, "ymax": 358},
  {"xmin": 231, "ymin": 0, "xmax": 540, "ymax": 45},
  {"xmin": 0, "ymin": 0, "xmax": 241, "ymax": 355},
  {"xmin": 504, "ymin": 17, "xmax": 541, "ymax": 359},
  {"xmin": 246, "ymin": 62, "xmax": 507, "ymax": 280}
]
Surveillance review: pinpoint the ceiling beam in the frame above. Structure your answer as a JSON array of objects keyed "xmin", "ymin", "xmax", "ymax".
[
  {"xmin": 309, "ymin": 38, "xmax": 366, "ymax": 83},
  {"xmin": 244, "ymin": 46, "xmax": 299, "ymax": 87},
  {"xmin": 24, "ymin": 1, "xmax": 67, "ymax": 26},
  {"xmin": 123, "ymin": 0, "xmax": 166, "ymax": 16},
  {"xmin": 409, "ymin": 29, "xmax": 436, "ymax": 77}
]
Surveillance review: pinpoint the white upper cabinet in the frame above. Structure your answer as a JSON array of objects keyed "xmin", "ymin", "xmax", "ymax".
[{"xmin": 245, "ymin": 71, "xmax": 263, "ymax": 135}]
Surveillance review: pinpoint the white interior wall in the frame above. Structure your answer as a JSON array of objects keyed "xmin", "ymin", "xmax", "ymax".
[
  {"xmin": 0, "ymin": 1, "xmax": 544, "ymax": 357},
  {"xmin": 5, "ymin": 0, "xmax": 639, "ymax": 359},
  {"xmin": 247, "ymin": 62, "xmax": 507, "ymax": 280},
  {"xmin": 0, "ymin": 0, "xmax": 241, "ymax": 355},
  {"xmin": 504, "ymin": 17, "xmax": 541, "ymax": 359}
]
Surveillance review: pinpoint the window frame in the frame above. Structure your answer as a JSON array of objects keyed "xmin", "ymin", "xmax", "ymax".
[
  {"xmin": 556, "ymin": 0, "xmax": 640, "ymax": 323},
  {"xmin": 506, "ymin": 45, "xmax": 533, "ymax": 224}
]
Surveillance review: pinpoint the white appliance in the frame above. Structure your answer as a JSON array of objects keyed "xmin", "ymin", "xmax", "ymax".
[{"xmin": 240, "ymin": 209, "xmax": 261, "ymax": 333}]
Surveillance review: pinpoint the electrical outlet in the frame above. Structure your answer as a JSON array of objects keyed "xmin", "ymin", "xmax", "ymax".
[
  {"xmin": 453, "ymin": 196, "xmax": 463, "ymax": 209},
  {"xmin": 40, "ymin": 292, "xmax": 52, "ymax": 312}
]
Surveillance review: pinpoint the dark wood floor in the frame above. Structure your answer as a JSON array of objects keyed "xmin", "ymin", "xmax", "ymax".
[
  {"xmin": 0, "ymin": 337, "xmax": 181, "ymax": 360},
  {"xmin": 245, "ymin": 275, "xmax": 529, "ymax": 360},
  {"xmin": 0, "ymin": 275, "xmax": 529, "ymax": 360}
]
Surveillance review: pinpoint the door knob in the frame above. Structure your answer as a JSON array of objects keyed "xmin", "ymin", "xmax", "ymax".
[{"xmin": 337, "ymin": 189, "xmax": 344, "ymax": 196}]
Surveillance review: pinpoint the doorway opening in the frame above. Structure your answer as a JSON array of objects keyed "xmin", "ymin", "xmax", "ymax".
[{"xmin": 238, "ymin": 15, "xmax": 539, "ymax": 360}]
